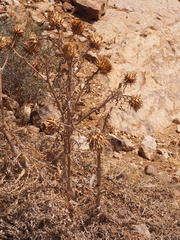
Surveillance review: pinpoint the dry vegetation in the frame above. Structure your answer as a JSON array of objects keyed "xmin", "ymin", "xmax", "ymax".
[{"xmin": 0, "ymin": 3, "xmax": 180, "ymax": 240}]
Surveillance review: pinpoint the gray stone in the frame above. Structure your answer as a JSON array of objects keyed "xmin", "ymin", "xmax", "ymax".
[
  {"xmin": 144, "ymin": 165, "xmax": 157, "ymax": 176},
  {"xmin": 121, "ymin": 137, "xmax": 134, "ymax": 151},
  {"xmin": 62, "ymin": 2, "xmax": 74, "ymax": 11},
  {"xmin": 139, "ymin": 145, "xmax": 154, "ymax": 160},
  {"xmin": 108, "ymin": 134, "xmax": 134, "ymax": 152},
  {"xmin": 142, "ymin": 135, "xmax": 157, "ymax": 149},
  {"xmin": 134, "ymin": 223, "xmax": 151, "ymax": 239},
  {"xmin": 74, "ymin": 0, "xmax": 108, "ymax": 20}
]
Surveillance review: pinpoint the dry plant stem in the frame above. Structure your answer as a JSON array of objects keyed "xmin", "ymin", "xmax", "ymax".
[
  {"xmin": 96, "ymin": 150, "xmax": 101, "ymax": 207},
  {"xmin": 0, "ymin": 48, "xmax": 17, "ymax": 154},
  {"xmin": 76, "ymin": 90, "xmax": 117, "ymax": 125},
  {"xmin": 64, "ymin": 60, "xmax": 73, "ymax": 202},
  {"xmin": 41, "ymin": 56, "xmax": 64, "ymax": 121},
  {"xmin": 75, "ymin": 69, "xmax": 99, "ymax": 105}
]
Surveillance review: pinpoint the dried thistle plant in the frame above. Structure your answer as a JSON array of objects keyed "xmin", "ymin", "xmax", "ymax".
[
  {"xmin": 0, "ymin": 36, "xmax": 12, "ymax": 51},
  {"xmin": 13, "ymin": 24, "xmax": 24, "ymax": 37},
  {"xmin": 48, "ymin": 10, "xmax": 63, "ymax": 29},
  {"xmin": 96, "ymin": 56, "xmax": 112, "ymax": 74},
  {"xmin": 23, "ymin": 32, "xmax": 40, "ymax": 54},
  {"xmin": 41, "ymin": 117, "xmax": 59, "ymax": 135},
  {"xmin": 129, "ymin": 95, "xmax": 143, "ymax": 111},
  {"xmin": 88, "ymin": 132, "xmax": 105, "ymax": 152},
  {"xmin": 71, "ymin": 19, "xmax": 84, "ymax": 35},
  {"xmin": 62, "ymin": 42, "xmax": 77, "ymax": 60},
  {"xmin": 89, "ymin": 33, "xmax": 102, "ymax": 49},
  {"xmin": 88, "ymin": 132, "xmax": 105, "ymax": 207},
  {"xmin": 124, "ymin": 71, "xmax": 137, "ymax": 86}
]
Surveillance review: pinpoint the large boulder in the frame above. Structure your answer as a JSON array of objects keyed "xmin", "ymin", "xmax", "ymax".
[
  {"xmin": 93, "ymin": 0, "xmax": 180, "ymax": 135},
  {"xmin": 73, "ymin": 0, "xmax": 108, "ymax": 20}
]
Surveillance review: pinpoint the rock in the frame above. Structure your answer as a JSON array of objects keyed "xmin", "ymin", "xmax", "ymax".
[
  {"xmin": 62, "ymin": 2, "xmax": 74, "ymax": 11},
  {"xmin": 144, "ymin": 165, "xmax": 157, "ymax": 176},
  {"xmin": 73, "ymin": 135, "xmax": 89, "ymax": 150},
  {"xmin": 139, "ymin": 136, "xmax": 156, "ymax": 160},
  {"xmin": 157, "ymin": 148, "xmax": 170, "ymax": 159},
  {"xmin": 30, "ymin": 11, "xmax": 45, "ymax": 26},
  {"xmin": 172, "ymin": 118, "xmax": 180, "ymax": 124},
  {"xmin": 142, "ymin": 135, "xmax": 157, "ymax": 149},
  {"xmin": 74, "ymin": 0, "xmax": 108, "ymax": 20},
  {"xmin": 176, "ymin": 125, "xmax": 180, "ymax": 133},
  {"xmin": 35, "ymin": 2, "xmax": 54, "ymax": 12},
  {"xmin": 30, "ymin": 104, "xmax": 61, "ymax": 134},
  {"xmin": 2, "ymin": 94, "xmax": 19, "ymax": 112},
  {"xmin": 121, "ymin": 137, "xmax": 134, "ymax": 151},
  {"xmin": 139, "ymin": 145, "xmax": 154, "ymax": 160},
  {"xmin": 134, "ymin": 223, "xmax": 151, "ymax": 239},
  {"xmin": 108, "ymin": 134, "xmax": 134, "ymax": 152},
  {"xmin": 27, "ymin": 125, "xmax": 40, "ymax": 134},
  {"xmin": 92, "ymin": 0, "xmax": 180, "ymax": 135}
]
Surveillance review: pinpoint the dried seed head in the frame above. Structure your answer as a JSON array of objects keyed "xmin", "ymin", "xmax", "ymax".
[
  {"xmin": 129, "ymin": 95, "xmax": 143, "ymax": 111},
  {"xmin": 23, "ymin": 33, "xmax": 40, "ymax": 54},
  {"xmin": 124, "ymin": 71, "xmax": 137, "ymax": 86},
  {"xmin": 41, "ymin": 117, "xmax": 59, "ymax": 135},
  {"xmin": 48, "ymin": 11, "xmax": 62, "ymax": 28},
  {"xmin": 13, "ymin": 25, "xmax": 24, "ymax": 37},
  {"xmin": 71, "ymin": 19, "xmax": 84, "ymax": 35},
  {"xmin": 96, "ymin": 56, "xmax": 112, "ymax": 74},
  {"xmin": 62, "ymin": 42, "xmax": 76, "ymax": 60},
  {"xmin": 88, "ymin": 132, "xmax": 105, "ymax": 152},
  {"xmin": 0, "ymin": 36, "xmax": 12, "ymax": 51},
  {"xmin": 89, "ymin": 33, "xmax": 102, "ymax": 49}
]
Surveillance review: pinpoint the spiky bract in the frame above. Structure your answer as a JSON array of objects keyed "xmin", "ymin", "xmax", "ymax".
[
  {"xmin": 13, "ymin": 25, "xmax": 24, "ymax": 37},
  {"xmin": 62, "ymin": 43, "xmax": 76, "ymax": 60},
  {"xmin": 124, "ymin": 71, "xmax": 137, "ymax": 86},
  {"xmin": 48, "ymin": 11, "xmax": 62, "ymax": 28},
  {"xmin": 89, "ymin": 33, "xmax": 102, "ymax": 49},
  {"xmin": 129, "ymin": 95, "xmax": 143, "ymax": 111},
  {"xmin": 72, "ymin": 19, "xmax": 84, "ymax": 35},
  {"xmin": 88, "ymin": 132, "xmax": 105, "ymax": 152},
  {"xmin": 41, "ymin": 117, "xmax": 59, "ymax": 135},
  {"xmin": 96, "ymin": 56, "xmax": 112, "ymax": 74}
]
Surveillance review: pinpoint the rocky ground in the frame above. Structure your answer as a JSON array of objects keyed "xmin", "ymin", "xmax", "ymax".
[{"xmin": 0, "ymin": 0, "xmax": 180, "ymax": 239}]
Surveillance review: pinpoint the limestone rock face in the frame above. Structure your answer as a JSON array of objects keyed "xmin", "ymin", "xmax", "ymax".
[
  {"xmin": 93, "ymin": 0, "xmax": 180, "ymax": 134},
  {"xmin": 74, "ymin": 0, "xmax": 108, "ymax": 20}
]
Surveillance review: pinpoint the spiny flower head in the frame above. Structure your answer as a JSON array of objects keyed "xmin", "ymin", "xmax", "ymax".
[
  {"xmin": 41, "ymin": 117, "xmax": 59, "ymax": 135},
  {"xmin": 129, "ymin": 95, "xmax": 143, "ymax": 111},
  {"xmin": 13, "ymin": 24, "xmax": 24, "ymax": 37},
  {"xmin": 96, "ymin": 56, "xmax": 112, "ymax": 74},
  {"xmin": 89, "ymin": 33, "xmax": 102, "ymax": 49},
  {"xmin": 88, "ymin": 132, "xmax": 105, "ymax": 152},
  {"xmin": 71, "ymin": 19, "xmax": 84, "ymax": 35},
  {"xmin": 0, "ymin": 36, "xmax": 12, "ymax": 51},
  {"xmin": 124, "ymin": 71, "xmax": 137, "ymax": 86},
  {"xmin": 48, "ymin": 10, "xmax": 62, "ymax": 28},
  {"xmin": 62, "ymin": 42, "xmax": 77, "ymax": 60}
]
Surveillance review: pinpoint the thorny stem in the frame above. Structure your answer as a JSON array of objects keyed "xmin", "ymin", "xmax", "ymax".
[
  {"xmin": 76, "ymin": 90, "xmax": 118, "ymax": 125},
  {"xmin": 75, "ymin": 69, "xmax": 99, "ymax": 106},
  {"xmin": 96, "ymin": 150, "xmax": 101, "ymax": 207},
  {"xmin": 40, "ymin": 55, "xmax": 64, "ymax": 122},
  {"xmin": 65, "ymin": 60, "xmax": 73, "ymax": 202}
]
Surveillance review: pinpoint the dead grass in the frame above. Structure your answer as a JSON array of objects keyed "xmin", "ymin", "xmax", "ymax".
[{"xmin": 0, "ymin": 115, "xmax": 179, "ymax": 240}]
